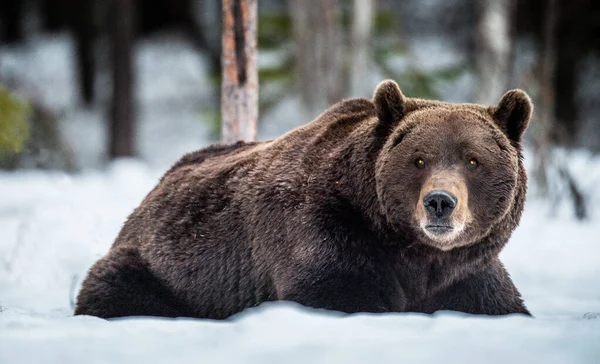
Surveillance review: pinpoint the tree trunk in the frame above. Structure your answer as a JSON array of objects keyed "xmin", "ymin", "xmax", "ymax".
[
  {"xmin": 555, "ymin": 42, "xmax": 579, "ymax": 145},
  {"xmin": 533, "ymin": 0, "xmax": 587, "ymax": 219},
  {"xmin": 290, "ymin": 0, "xmax": 343, "ymax": 116},
  {"xmin": 73, "ymin": 0, "xmax": 97, "ymax": 105},
  {"xmin": 109, "ymin": 0, "xmax": 136, "ymax": 158},
  {"xmin": 531, "ymin": 0, "xmax": 558, "ymax": 196},
  {"xmin": 221, "ymin": 0, "xmax": 258, "ymax": 144},
  {"xmin": 350, "ymin": 0, "xmax": 374, "ymax": 97},
  {"xmin": 474, "ymin": 0, "xmax": 513, "ymax": 105},
  {"xmin": 0, "ymin": 0, "xmax": 24, "ymax": 43},
  {"xmin": 42, "ymin": 0, "xmax": 66, "ymax": 31}
]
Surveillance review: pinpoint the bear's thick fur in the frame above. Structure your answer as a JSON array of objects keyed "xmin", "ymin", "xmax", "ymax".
[{"xmin": 75, "ymin": 80, "xmax": 533, "ymax": 319}]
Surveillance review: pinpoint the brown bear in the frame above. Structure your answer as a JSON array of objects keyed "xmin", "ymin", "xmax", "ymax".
[{"xmin": 75, "ymin": 80, "xmax": 533, "ymax": 319}]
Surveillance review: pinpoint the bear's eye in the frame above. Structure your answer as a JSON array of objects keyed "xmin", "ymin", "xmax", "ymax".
[
  {"xmin": 467, "ymin": 158, "xmax": 479, "ymax": 170},
  {"xmin": 415, "ymin": 158, "xmax": 426, "ymax": 169}
]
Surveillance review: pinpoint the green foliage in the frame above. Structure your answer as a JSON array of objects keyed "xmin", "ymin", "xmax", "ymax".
[
  {"xmin": 254, "ymin": 7, "xmax": 465, "ymax": 105},
  {"xmin": 256, "ymin": 12, "xmax": 296, "ymax": 118},
  {"xmin": 370, "ymin": 11, "xmax": 466, "ymax": 100},
  {"xmin": 0, "ymin": 86, "xmax": 30, "ymax": 156},
  {"xmin": 200, "ymin": 107, "xmax": 222, "ymax": 141},
  {"xmin": 376, "ymin": 55, "xmax": 467, "ymax": 99},
  {"xmin": 258, "ymin": 13, "xmax": 293, "ymax": 50},
  {"xmin": 258, "ymin": 57, "xmax": 295, "ymax": 84},
  {"xmin": 401, "ymin": 66, "xmax": 466, "ymax": 99},
  {"xmin": 373, "ymin": 11, "xmax": 398, "ymax": 36}
]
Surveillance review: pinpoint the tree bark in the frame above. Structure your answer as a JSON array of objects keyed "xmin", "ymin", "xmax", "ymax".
[
  {"xmin": 221, "ymin": 0, "xmax": 258, "ymax": 144},
  {"xmin": 290, "ymin": 0, "xmax": 343, "ymax": 115},
  {"xmin": 350, "ymin": 0, "xmax": 374, "ymax": 97},
  {"xmin": 475, "ymin": 0, "xmax": 513, "ymax": 105},
  {"xmin": 109, "ymin": 0, "xmax": 136, "ymax": 158}
]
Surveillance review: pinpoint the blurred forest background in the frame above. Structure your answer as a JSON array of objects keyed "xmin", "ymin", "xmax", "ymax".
[{"xmin": 0, "ymin": 0, "xmax": 599, "ymax": 218}]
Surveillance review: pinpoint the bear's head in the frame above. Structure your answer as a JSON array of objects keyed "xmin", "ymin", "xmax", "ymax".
[{"xmin": 373, "ymin": 80, "xmax": 533, "ymax": 251}]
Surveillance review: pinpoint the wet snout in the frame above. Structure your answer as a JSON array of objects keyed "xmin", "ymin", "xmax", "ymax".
[
  {"xmin": 416, "ymin": 170, "xmax": 471, "ymax": 246},
  {"xmin": 423, "ymin": 190, "xmax": 457, "ymax": 220}
]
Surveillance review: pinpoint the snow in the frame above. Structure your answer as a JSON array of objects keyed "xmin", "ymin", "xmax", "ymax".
[
  {"xmin": 1, "ymin": 305, "xmax": 598, "ymax": 364},
  {"xmin": 2, "ymin": 32, "xmax": 600, "ymax": 363}
]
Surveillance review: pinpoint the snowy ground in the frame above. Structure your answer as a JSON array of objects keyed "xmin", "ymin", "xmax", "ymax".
[{"xmin": 2, "ymin": 33, "xmax": 600, "ymax": 363}]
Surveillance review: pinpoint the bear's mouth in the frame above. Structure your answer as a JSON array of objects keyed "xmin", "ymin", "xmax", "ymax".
[{"xmin": 425, "ymin": 224, "xmax": 454, "ymax": 235}]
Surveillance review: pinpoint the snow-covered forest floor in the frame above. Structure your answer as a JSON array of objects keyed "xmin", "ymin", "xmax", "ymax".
[{"xmin": 1, "ymin": 34, "xmax": 600, "ymax": 363}]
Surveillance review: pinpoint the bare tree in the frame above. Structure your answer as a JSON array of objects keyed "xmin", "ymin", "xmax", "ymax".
[
  {"xmin": 531, "ymin": 0, "xmax": 557, "ymax": 196},
  {"xmin": 290, "ymin": 0, "xmax": 343, "ymax": 116},
  {"xmin": 474, "ymin": 0, "xmax": 514, "ymax": 105},
  {"xmin": 109, "ymin": 0, "xmax": 136, "ymax": 158},
  {"xmin": 350, "ymin": 0, "xmax": 374, "ymax": 97},
  {"xmin": 529, "ymin": 0, "xmax": 587, "ymax": 219},
  {"xmin": 221, "ymin": 0, "xmax": 258, "ymax": 144}
]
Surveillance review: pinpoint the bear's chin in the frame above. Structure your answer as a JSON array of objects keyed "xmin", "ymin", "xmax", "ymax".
[{"xmin": 419, "ymin": 223, "xmax": 469, "ymax": 251}]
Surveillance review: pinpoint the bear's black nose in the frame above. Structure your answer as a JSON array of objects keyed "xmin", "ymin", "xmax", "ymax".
[{"xmin": 424, "ymin": 191, "xmax": 457, "ymax": 219}]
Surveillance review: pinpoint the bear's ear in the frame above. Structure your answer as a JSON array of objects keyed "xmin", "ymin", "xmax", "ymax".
[
  {"xmin": 373, "ymin": 80, "xmax": 406, "ymax": 124},
  {"xmin": 491, "ymin": 89, "xmax": 533, "ymax": 143}
]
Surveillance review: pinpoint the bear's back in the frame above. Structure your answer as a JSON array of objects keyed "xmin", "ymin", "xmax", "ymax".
[{"xmin": 108, "ymin": 97, "xmax": 383, "ymax": 317}]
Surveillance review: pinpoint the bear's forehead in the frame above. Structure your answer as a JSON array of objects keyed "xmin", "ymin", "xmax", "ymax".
[
  {"xmin": 406, "ymin": 107, "xmax": 489, "ymax": 125},
  {"xmin": 407, "ymin": 107, "xmax": 496, "ymax": 132},
  {"xmin": 399, "ymin": 107, "xmax": 505, "ymax": 149}
]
